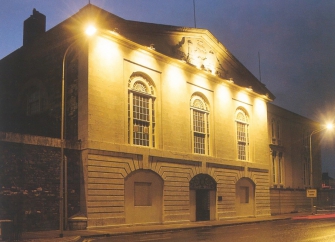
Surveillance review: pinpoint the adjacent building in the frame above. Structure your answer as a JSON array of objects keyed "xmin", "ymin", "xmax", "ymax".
[
  {"xmin": 267, "ymin": 103, "xmax": 321, "ymax": 214},
  {"xmin": 0, "ymin": 4, "xmax": 323, "ymax": 230}
]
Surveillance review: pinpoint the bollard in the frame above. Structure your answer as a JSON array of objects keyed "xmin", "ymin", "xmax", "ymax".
[{"xmin": 312, "ymin": 206, "xmax": 317, "ymax": 215}]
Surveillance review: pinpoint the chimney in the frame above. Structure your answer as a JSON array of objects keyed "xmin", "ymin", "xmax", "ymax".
[{"xmin": 23, "ymin": 8, "xmax": 46, "ymax": 46}]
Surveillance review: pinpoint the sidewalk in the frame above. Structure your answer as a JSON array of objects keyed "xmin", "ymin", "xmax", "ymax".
[
  {"xmin": 291, "ymin": 212, "xmax": 335, "ymax": 220},
  {"xmin": 11, "ymin": 212, "xmax": 334, "ymax": 242}
]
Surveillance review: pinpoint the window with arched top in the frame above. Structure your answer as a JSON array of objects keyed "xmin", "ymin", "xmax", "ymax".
[
  {"xmin": 235, "ymin": 108, "xmax": 249, "ymax": 160},
  {"xmin": 190, "ymin": 94, "xmax": 210, "ymax": 155},
  {"xmin": 276, "ymin": 121, "xmax": 281, "ymax": 141},
  {"xmin": 128, "ymin": 74, "xmax": 155, "ymax": 147},
  {"xmin": 271, "ymin": 119, "xmax": 276, "ymax": 139},
  {"xmin": 271, "ymin": 118, "xmax": 281, "ymax": 145}
]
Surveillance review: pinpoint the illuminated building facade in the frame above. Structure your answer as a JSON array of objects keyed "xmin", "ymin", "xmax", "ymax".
[{"xmin": 0, "ymin": 4, "xmax": 321, "ymax": 230}]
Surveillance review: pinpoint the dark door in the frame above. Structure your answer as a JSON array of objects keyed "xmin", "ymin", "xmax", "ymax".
[{"xmin": 196, "ymin": 189, "xmax": 210, "ymax": 221}]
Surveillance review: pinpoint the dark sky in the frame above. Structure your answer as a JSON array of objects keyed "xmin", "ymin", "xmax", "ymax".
[{"xmin": 1, "ymin": 0, "xmax": 335, "ymax": 176}]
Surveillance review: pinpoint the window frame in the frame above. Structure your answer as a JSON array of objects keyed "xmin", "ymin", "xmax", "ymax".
[
  {"xmin": 235, "ymin": 108, "xmax": 249, "ymax": 161},
  {"xmin": 128, "ymin": 75, "xmax": 156, "ymax": 147},
  {"xmin": 271, "ymin": 150, "xmax": 284, "ymax": 186},
  {"xmin": 190, "ymin": 95, "xmax": 210, "ymax": 155}
]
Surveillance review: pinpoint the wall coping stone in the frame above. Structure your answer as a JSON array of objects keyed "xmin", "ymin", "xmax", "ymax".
[{"xmin": 0, "ymin": 131, "xmax": 81, "ymax": 149}]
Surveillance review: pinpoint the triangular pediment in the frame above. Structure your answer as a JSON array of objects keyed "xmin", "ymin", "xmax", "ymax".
[
  {"xmin": 76, "ymin": 4, "xmax": 274, "ymax": 100},
  {"xmin": 172, "ymin": 36, "xmax": 228, "ymax": 77}
]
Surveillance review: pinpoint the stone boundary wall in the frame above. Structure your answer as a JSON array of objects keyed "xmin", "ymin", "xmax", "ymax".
[
  {"xmin": 270, "ymin": 188, "xmax": 310, "ymax": 214},
  {"xmin": 0, "ymin": 131, "xmax": 80, "ymax": 149},
  {"xmin": 0, "ymin": 132, "xmax": 81, "ymax": 231}
]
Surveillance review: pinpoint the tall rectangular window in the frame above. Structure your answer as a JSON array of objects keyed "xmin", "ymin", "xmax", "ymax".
[
  {"xmin": 278, "ymin": 153, "xmax": 283, "ymax": 184},
  {"xmin": 193, "ymin": 110, "xmax": 206, "ymax": 154},
  {"xmin": 271, "ymin": 120, "xmax": 275, "ymax": 139},
  {"xmin": 272, "ymin": 155, "xmax": 276, "ymax": 183},
  {"xmin": 133, "ymin": 94, "xmax": 150, "ymax": 146},
  {"xmin": 237, "ymin": 122, "xmax": 247, "ymax": 160},
  {"xmin": 190, "ymin": 95, "xmax": 210, "ymax": 155},
  {"xmin": 272, "ymin": 151, "xmax": 284, "ymax": 186},
  {"xmin": 276, "ymin": 122, "xmax": 281, "ymax": 141},
  {"xmin": 128, "ymin": 77, "xmax": 156, "ymax": 147},
  {"xmin": 236, "ymin": 109, "xmax": 249, "ymax": 161}
]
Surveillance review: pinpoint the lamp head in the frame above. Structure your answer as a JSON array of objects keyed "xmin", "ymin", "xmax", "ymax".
[
  {"xmin": 85, "ymin": 24, "xmax": 96, "ymax": 36},
  {"xmin": 326, "ymin": 123, "xmax": 334, "ymax": 130}
]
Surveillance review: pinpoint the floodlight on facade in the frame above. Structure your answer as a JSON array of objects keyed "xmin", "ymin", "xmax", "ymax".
[
  {"xmin": 246, "ymin": 86, "xmax": 253, "ymax": 91},
  {"xmin": 227, "ymin": 78, "xmax": 234, "ymax": 83}
]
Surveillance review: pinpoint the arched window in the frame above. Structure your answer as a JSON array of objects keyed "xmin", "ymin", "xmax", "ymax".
[
  {"xmin": 276, "ymin": 121, "xmax": 281, "ymax": 141},
  {"xmin": 190, "ymin": 94, "xmax": 210, "ymax": 155},
  {"xmin": 271, "ymin": 118, "xmax": 281, "ymax": 145},
  {"xmin": 128, "ymin": 74, "xmax": 155, "ymax": 147},
  {"xmin": 271, "ymin": 119, "xmax": 276, "ymax": 139},
  {"xmin": 235, "ymin": 108, "xmax": 249, "ymax": 160}
]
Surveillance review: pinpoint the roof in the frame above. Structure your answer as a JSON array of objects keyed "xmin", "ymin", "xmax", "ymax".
[
  {"xmin": 1, "ymin": 3, "xmax": 275, "ymax": 100},
  {"xmin": 73, "ymin": 4, "xmax": 275, "ymax": 100}
]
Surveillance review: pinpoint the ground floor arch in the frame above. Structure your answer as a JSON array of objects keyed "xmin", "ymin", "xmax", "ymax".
[
  {"xmin": 124, "ymin": 169, "xmax": 163, "ymax": 224},
  {"xmin": 189, "ymin": 173, "xmax": 217, "ymax": 221},
  {"xmin": 236, "ymin": 177, "xmax": 255, "ymax": 217}
]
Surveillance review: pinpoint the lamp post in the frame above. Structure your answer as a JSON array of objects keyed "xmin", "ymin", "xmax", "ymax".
[
  {"xmin": 309, "ymin": 123, "xmax": 333, "ymax": 214},
  {"xmin": 60, "ymin": 24, "xmax": 96, "ymax": 238}
]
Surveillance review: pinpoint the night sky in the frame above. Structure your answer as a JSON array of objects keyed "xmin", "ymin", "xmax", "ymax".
[{"xmin": 1, "ymin": 0, "xmax": 335, "ymax": 176}]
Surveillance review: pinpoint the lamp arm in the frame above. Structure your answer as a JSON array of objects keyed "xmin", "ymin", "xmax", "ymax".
[
  {"xmin": 309, "ymin": 126, "xmax": 328, "ymax": 189},
  {"xmin": 60, "ymin": 39, "xmax": 78, "ymax": 237}
]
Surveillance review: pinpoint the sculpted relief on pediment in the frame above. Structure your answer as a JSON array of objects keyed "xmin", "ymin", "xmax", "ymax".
[{"xmin": 172, "ymin": 37, "xmax": 228, "ymax": 78}]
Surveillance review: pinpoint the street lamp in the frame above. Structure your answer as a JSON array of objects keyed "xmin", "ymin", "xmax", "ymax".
[
  {"xmin": 309, "ymin": 123, "xmax": 333, "ymax": 214},
  {"xmin": 85, "ymin": 24, "xmax": 97, "ymax": 36},
  {"xmin": 60, "ymin": 24, "xmax": 96, "ymax": 237}
]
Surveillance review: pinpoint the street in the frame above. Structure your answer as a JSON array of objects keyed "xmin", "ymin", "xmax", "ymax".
[{"xmin": 91, "ymin": 218, "xmax": 335, "ymax": 242}]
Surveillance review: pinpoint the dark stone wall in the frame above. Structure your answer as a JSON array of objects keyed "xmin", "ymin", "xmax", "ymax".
[
  {"xmin": 0, "ymin": 141, "xmax": 80, "ymax": 231},
  {"xmin": 0, "ymin": 23, "xmax": 79, "ymax": 141}
]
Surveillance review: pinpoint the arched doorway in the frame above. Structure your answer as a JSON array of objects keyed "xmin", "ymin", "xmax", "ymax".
[
  {"xmin": 124, "ymin": 170, "xmax": 163, "ymax": 224},
  {"xmin": 190, "ymin": 174, "xmax": 217, "ymax": 221},
  {"xmin": 236, "ymin": 177, "xmax": 255, "ymax": 217}
]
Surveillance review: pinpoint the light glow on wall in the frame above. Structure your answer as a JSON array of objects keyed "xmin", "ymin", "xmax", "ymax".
[
  {"xmin": 165, "ymin": 65, "xmax": 185, "ymax": 90},
  {"xmin": 126, "ymin": 46, "xmax": 159, "ymax": 70},
  {"xmin": 93, "ymin": 36, "xmax": 120, "ymax": 64},
  {"xmin": 254, "ymin": 97, "xmax": 267, "ymax": 118},
  {"xmin": 236, "ymin": 90, "xmax": 250, "ymax": 104},
  {"xmin": 217, "ymin": 83, "xmax": 232, "ymax": 104}
]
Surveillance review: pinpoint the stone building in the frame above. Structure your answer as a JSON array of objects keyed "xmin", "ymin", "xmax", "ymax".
[
  {"xmin": 267, "ymin": 103, "xmax": 322, "ymax": 214},
  {"xmin": 0, "ymin": 4, "xmax": 322, "ymax": 230}
]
